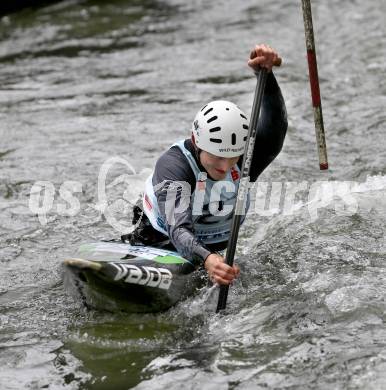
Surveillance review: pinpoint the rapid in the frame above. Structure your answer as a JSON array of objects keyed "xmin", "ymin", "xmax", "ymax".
[{"xmin": 0, "ymin": 0, "xmax": 385, "ymax": 388}]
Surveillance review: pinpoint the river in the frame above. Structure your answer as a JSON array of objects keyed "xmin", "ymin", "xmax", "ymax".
[{"xmin": 1, "ymin": 0, "xmax": 385, "ymax": 388}]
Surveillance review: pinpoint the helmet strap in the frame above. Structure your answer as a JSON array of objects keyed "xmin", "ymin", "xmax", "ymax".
[{"xmin": 190, "ymin": 134, "xmax": 206, "ymax": 172}]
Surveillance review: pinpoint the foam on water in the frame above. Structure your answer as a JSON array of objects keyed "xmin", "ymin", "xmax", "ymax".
[{"xmin": 1, "ymin": 0, "xmax": 385, "ymax": 388}]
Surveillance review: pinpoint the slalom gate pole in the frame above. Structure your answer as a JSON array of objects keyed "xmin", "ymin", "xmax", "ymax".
[{"xmin": 301, "ymin": 0, "xmax": 329, "ymax": 170}]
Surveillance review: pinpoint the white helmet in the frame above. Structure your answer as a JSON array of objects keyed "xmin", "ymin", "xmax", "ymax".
[{"xmin": 191, "ymin": 100, "xmax": 249, "ymax": 158}]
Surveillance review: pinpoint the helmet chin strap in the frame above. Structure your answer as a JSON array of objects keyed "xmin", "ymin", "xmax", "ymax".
[
  {"xmin": 190, "ymin": 135, "xmax": 210, "ymax": 175},
  {"xmin": 191, "ymin": 133, "xmax": 201, "ymax": 160}
]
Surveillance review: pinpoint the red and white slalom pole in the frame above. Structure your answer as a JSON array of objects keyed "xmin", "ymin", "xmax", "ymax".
[{"xmin": 301, "ymin": 0, "xmax": 329, "ymax": 170}]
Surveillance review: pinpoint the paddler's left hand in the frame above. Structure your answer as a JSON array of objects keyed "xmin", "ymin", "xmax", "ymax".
[
  {"xmin": 204, "ymin": 253, "xmax": 240, "ymax": 285},
  {"xmin": 247, "ymin": 44, "xmax": 281, "ymax": 72}
]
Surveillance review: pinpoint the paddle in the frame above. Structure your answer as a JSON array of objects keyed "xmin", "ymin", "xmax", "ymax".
[{"xmin": 216, "ymin": 53, "xmax": 282, "ymax": 313}]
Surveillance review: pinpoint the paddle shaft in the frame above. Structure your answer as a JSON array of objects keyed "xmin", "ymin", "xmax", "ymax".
[
  {"xmin": 216, "ymin": 68, "xmax": 268, "ymax": 313},
  {"xmin": 301, "ymin": 0, "xmax": 329, "ymax": 170}
]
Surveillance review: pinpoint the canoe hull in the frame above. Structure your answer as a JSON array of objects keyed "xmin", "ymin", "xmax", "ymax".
[{"xmin": 63, "ymin": 242, "xmax": 205, "ymax": 313}]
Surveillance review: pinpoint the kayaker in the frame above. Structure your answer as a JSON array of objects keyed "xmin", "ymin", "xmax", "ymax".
[{"xmin": 122, "ymin": 44, "xmax": 288, "ymax": 286}]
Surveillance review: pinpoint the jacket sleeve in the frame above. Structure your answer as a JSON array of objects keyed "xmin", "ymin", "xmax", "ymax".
[
  {"xmin": 242, "ymin": 71, "xmax": 288, "ymax": 182},
  {"xmin": 152, "ymin": 147, "xmax": 211, "ymax": 266}
]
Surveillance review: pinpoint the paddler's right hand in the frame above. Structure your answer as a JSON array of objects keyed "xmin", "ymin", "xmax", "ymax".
[{"xmin": 204, "ymin": 253, "xmax": 240, "ymax": 285}]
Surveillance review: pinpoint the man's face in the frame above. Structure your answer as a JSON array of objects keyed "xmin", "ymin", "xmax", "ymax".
[{"xmin": 199, "ymin": 151, "xmax": 240, "ymax": 180}]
